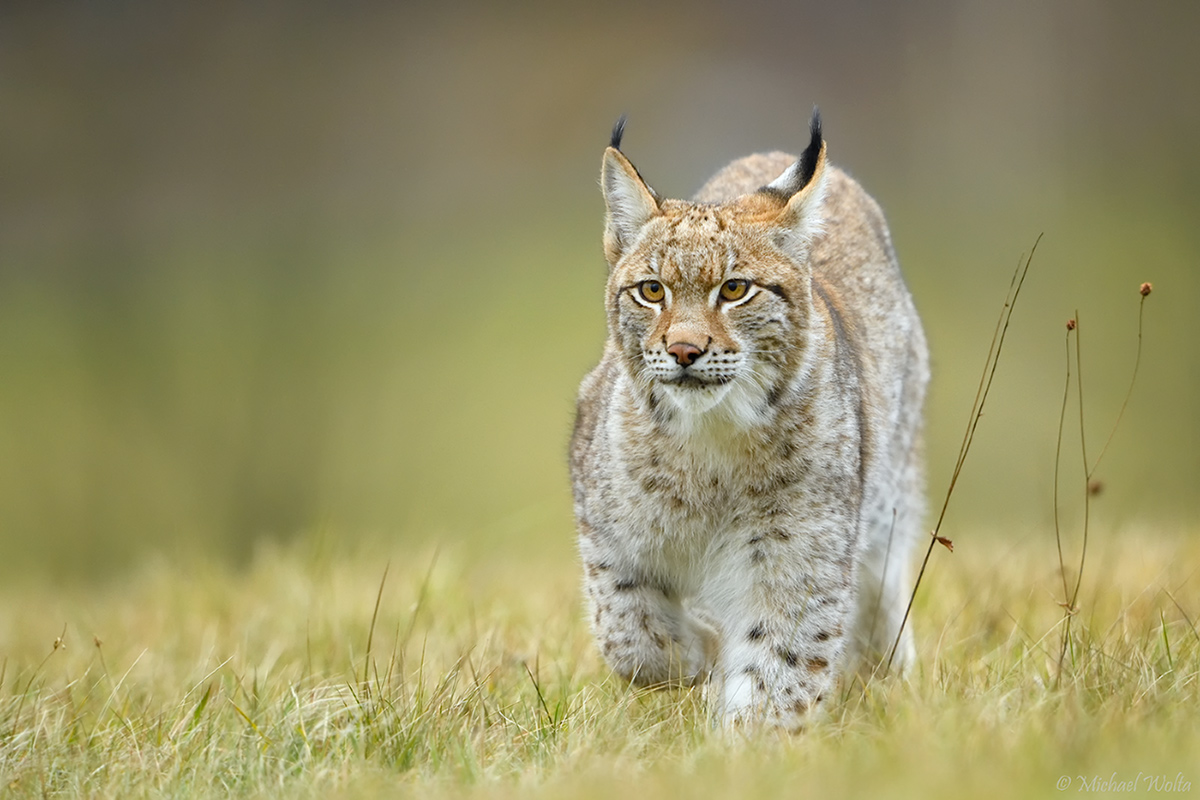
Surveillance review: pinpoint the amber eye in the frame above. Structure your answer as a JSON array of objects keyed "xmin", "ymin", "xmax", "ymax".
[
  {"xmin": 638, "ymin": 280, "xmax": 665, "ymax": 303},
  {"xmin": 719, "ymin": 279, "xmax": 750, "ymax": 302}
]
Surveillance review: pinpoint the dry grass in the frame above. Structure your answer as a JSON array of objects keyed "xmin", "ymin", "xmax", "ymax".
[{"xmin": 1, "ymin": 524, "xmax": 1197, "ymax": 799}]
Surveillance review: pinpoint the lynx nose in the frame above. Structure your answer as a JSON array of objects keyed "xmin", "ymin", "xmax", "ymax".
[{"xmin": 666, "ymin": 341, "xmax": 704, "ymax": 367}]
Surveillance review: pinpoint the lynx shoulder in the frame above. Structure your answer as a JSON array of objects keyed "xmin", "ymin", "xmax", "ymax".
[{"xmin": 569, "ymin": 110, "xmax": 929, "ymax": 730}]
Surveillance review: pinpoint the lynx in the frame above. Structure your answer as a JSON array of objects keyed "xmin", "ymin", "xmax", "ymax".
[{"xmin": 568, "ymin": 110, "xmax": 929, "ymax": 730}]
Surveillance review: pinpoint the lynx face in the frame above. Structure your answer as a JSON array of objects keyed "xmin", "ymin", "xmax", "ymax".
[
  {"xmin": 610, "ymin": 217, "xmax": 800, "ymax": 418},
  {"xmin": 602, "ymin": 134, "xmax": 827, "ymax": 423}
]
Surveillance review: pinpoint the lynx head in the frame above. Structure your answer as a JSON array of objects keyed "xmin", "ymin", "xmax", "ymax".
[{"xmin": 600, "ymin": 111, "xmax": 829, "ymax": 425}]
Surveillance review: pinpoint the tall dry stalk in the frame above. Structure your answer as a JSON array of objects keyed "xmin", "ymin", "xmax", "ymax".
[
  {"xmin": 885, "ymin": 235, "xmax": 1041, "ymax": 673},
  {"xmin": 1053, "ymin": 283, "xmax": 1153, "ymax": 681}
]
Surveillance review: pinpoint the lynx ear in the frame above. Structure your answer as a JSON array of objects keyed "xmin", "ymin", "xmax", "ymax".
[
  {"xmin": 601, "ymin": 117, "xmax": 661, "ymax": 265},
  {"xmin": 764, "ymin": 108, "xmax": 829, "ymax": 253}
]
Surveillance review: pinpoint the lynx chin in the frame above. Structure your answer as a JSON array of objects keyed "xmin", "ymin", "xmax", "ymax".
[{"xmin": 569, "ymin": 110, "xmax": 929, "ymax": 730}]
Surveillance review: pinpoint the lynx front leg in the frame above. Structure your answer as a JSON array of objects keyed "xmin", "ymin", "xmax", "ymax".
[
  {"xmin": 580, "ymin": 534, "xmax": 716, "ymax": 686},
  {"xmin": 714, "ymin": 523, "xmax": 856, "ymax": 730}
]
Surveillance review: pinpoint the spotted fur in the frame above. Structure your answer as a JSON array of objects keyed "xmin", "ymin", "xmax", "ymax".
[{"xmin": 570, "ymin": 112, "xmax": 928, "ymax": 730}]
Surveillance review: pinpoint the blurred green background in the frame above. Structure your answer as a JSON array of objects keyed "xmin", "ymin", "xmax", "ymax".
[{"xmin": 1, "ymin": 1, "xmax": 1196, "ymax": 578}]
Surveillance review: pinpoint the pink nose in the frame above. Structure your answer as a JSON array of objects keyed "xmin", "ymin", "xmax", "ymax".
[{"xmin": 666, "ymin": 341, "xmax": 703, "ymax": 366}]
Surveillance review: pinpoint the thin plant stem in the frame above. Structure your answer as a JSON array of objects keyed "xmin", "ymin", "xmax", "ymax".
[
  {"xmin": 1053, "ymin": 327, "xmax": 1073, "ymax": 606},
  {"xmin": 363, "ymin": 561, "xmax": 391, "ymax": 701},
  {"xmin": 1054, "ymin": 285, "xmax": 1152, "ymax": 681},
  {"xmin": 1089, "ymin": 293, "xmax": 1149, "ymax": 476},
  {"xmin": 885, "ymin": 234, "xmax": 1041, "ymax": 673},
  {"xmin": 1070, "ymin": 311, "xmax": 1089, "ymax": 611}
]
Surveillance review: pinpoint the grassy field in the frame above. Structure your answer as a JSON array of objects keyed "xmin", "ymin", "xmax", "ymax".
[
  {"xmin": 2, "ymin": 524, "xmax": 1197, "ymax": 798},
  {"xmin": 3, "ymin": 6, "xmax": 1199, "ymax": 797}
]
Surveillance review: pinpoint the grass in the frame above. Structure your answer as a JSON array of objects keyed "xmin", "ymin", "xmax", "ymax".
[
  {"xmin": 0, "ymin": 196, "xmax": 1185, "ymax": 799},
  {"xmin": 1, "ymin": 525, "xmax": 1198, "ymax": 798},
  {"xmin": 0, "ymin": 217, "xmax": 1183, "ymax": 799}
]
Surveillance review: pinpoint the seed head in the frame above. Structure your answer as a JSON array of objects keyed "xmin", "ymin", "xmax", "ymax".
[
  {"xmin": 1140, "ymin": 282, "xmax": 1153, "ymax": 297},
  {"xmin": 1066, "ymin": 318, "xmax": 1077, "ymax": 331}
]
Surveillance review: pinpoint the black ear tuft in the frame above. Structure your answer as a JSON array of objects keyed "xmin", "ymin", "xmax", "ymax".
[
  {"xmin": 797, "ymin": 107, "xmax": 823, "ymax": 189},
  {"xmin": 610, "ymin": 114, "xmax": 627, "ymax": 150}
]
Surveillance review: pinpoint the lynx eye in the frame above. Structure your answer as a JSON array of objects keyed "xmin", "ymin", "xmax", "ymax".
[
  {"xmin": 719, "ymin": 279, "xmax": 750, "ymax": 302},
  {"xmin": 638, "ymin": 280, "xmax": 665, "ymax": 303}
]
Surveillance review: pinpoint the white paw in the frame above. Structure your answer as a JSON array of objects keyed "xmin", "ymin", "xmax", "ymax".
[{"xmin": 721, "ymin": 671, "xmax": 759, "ymax": 722}]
